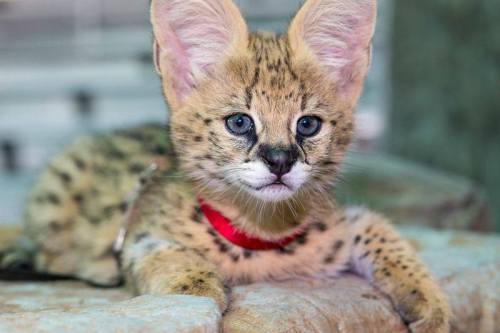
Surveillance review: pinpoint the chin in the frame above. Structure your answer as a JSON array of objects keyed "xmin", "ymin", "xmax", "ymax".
[{"xmin": 248, "ymin": 184, "xmax": 296, "ymax": 202}]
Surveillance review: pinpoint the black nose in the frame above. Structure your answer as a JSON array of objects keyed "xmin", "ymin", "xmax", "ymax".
[{"xmin": 258, "ymin": 146, "xmax": 298, "ymax": 177}]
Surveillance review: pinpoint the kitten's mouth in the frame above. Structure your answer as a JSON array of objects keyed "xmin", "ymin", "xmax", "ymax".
[
  {"xmin": 268, "ymin": 180, "xmax": 294, "ymax": 191},
  {"xmin": 233, "ymin": 171, "xmax": 300, "ymax": 201},
  {"xmin": 240, "ymin": 180, "xmax": 292, "ymax": 191}
]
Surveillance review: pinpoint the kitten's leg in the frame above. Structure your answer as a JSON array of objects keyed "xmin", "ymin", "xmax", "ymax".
[
  {"xmin": 346, "ymin": 208, "xmax": 450, "ymax": 333},
  {"xmin": 121, "ymin": 233, "xmax": 228, "ymax": 311}
]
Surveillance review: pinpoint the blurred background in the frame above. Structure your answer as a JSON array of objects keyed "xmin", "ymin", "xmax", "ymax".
[{"xmin": 0, "ymin": 0, "xmax": 498, "ymax": 232}]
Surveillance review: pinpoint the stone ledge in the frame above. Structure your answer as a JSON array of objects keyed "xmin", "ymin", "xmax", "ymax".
[
  {"xmin": 0, "ymin": 227, "xmax": 498, "ymax": 333},
  {"xmin": 0, "ymin": 295, "xmax": 220, "ymax": 333}
]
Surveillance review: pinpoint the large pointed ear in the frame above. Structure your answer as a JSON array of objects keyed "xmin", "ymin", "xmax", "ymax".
[
  {"xmin": 151, "ymin": 0, "xmax": 248, "ymax": 109},
  {"xmin": 288, "ymin": 0, "xmax": 376, "ymax": 103}
]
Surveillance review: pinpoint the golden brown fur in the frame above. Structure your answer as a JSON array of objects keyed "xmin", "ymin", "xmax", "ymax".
[{"xmin": 1, "ymin": 0, "xmax": 450, "ymax": 332}]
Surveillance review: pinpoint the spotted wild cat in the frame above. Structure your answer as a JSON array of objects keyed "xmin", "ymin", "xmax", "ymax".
[{"xmin": 1, "ymin": 0, "xmax": 450, "ymax": 332}]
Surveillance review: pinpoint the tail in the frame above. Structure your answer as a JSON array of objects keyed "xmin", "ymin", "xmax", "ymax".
[{"xmin": 0, "ymin": 225, "xmax": 73, "ymax": 282}]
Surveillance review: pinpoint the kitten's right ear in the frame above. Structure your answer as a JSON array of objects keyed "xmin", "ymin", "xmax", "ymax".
[{"xmin": 151, "ymin": 0, "xmax": 248, "ymax": 109}]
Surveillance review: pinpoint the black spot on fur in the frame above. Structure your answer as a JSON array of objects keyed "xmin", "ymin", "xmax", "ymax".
[
  {"xmin": 323, "ymin": 256, "xmax": 335, "ymax": 264},
  {"xmin": 134, "ymin": 232, "xmax": 150, "ymax": 244},
  {"xmin": 48, "ymin": 220, "xmax": 63, "ymax": 232},
  {"xmin": 205, "ymin": 271, "xmax": 216, "ymax": 278},
  {"xmin": 194, "ymin": 136, "xmax": 203, "ymax": 142},
  {"xmin": 46, "ymin": 193, "xmax": 61, "ymax": 205},
  {"xmin": 108, "ymin": 147, "xmax": 126, "ymax": 160},
  {"xmin": 243, "ymin": 250, "xmax": 253, "ymax": 259},
  {"xmin": 359, "ymin": 251, "xmax": 371, "ymax": 260},
  {"xmin": 354, "ymin": 235, "xmax": 362, "ymax": 244},
  {"xmin": 89, "ymin": 216, "xmax": 103, "ymax": 225},
  {"xmin": 51, "ymin": 167, "xmax": 72, "ymax": 185},
  {"xmin": 129, "ymin": 163, "xmax": 146, "ymax": 174},
  {"xmin": 296, "ymin": 233, "xmax": 308, "ymax": 245},
  {"xmin": 333, "ymin": 240, "xmax": 344, "ymax": 251},
  {"xmin": 323, "ymin": 240, "xmax": 344, "ymax": 264},
  {"xmin": 73, "ymin": 193, "xmax": 84, "ymax": 204},
  {"xmin": 361, "ymin": 293, "xmax": 378, "ymax": 300},
  {"xmin": 314, "ymin": 222, "xmax": 327, "ymax": 232},
  {"xmin": 301, "ymin": 92, "xmax": 309, "ymax": 112},
  {"xmin": 191, "ymin": 206, "xmax": 203, "ymax": 223},
  {"xmin": 321, "ymin": 160, "xmax": 337, "ymax": 167},
  {"xmin": 72, "ymin": 157, "xmax": 87, "ymax": 170},
  {"xmin": 277, "ymin": 247, "xmax": 295, "ymax": 255},
  {"xmin": 218, "ymin": 243, "xmax": 229, "ymax": 253},
  {"xmin": 119, "ymin": 202, "xmax": 128, "ymax": 213}
]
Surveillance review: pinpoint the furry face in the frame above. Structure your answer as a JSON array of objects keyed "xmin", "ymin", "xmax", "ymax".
[
  {"xmin": 152, "ymin": 0, "xmax": 373, "ymax": 205},
  {"xmin": 169, "ymin": 34, "xmax": 356, "ymax": 203}
]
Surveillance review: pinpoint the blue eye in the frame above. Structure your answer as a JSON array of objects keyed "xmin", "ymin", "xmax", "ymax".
[
  {"xmin": 297, "ymin": 116, "xmax": 322, "ymax": 137},
  {"xmin": 225, "ymin": 114, "xmax": 254, "ymax": 136}
]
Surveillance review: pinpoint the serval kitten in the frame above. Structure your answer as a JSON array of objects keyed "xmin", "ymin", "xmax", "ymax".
[{"xmin": 1, "ymin": 0, "xmax": 449, "ymax": 331}]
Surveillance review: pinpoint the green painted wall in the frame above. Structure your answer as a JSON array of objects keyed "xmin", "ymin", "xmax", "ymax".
[{"xmin": 388, "ymin": 0, "xmax": 500, "ymax": 230}]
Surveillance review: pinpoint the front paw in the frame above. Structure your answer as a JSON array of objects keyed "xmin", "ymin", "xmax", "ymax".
[
  {"xmin": 168, "ymin": 270, "xmax": 229, "ymax": 312},
  {"xmin": 393, "ymin": 283, "xmax": 450, "ymax": 333}
]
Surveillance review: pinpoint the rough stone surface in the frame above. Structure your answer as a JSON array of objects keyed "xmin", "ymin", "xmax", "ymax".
[
  {"xmin": 0, "ymin": 227, "xmax": 498, "ymax": 333},
  {"xmin": 0, "ymin": 295, "xmax": 221, "ymax": 333},
  {"xmin": 224, "ymin": 277, "xmax": 407, "ymax": 333},
  {"xmin": 223, "ymin": 228, "xmax": 500, "ymax": 333}
]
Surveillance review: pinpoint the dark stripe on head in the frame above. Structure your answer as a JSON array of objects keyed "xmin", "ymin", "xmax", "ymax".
[{"xmin": 245, "ymin": 66, "xmax": 261, "ymax": 109}]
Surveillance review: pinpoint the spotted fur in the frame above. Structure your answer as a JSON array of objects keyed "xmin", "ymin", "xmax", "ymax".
[{"xmin": 2, "ymin": 0, "xmax": 449, "ymax": 332}]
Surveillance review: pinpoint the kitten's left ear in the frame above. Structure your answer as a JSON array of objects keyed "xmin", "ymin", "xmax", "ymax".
[
  {"xmin": 288, "ymin": 0, "xmax": 377, "ymax": 104},
  {"xmin": 151, "ymin": 0, "xmax": 248, "ymax": 109}
]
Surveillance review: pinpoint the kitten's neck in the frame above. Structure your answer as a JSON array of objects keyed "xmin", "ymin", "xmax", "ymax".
[{"xmin": 198, "ymin": 189, "xmax": 334, "ymax": 239}]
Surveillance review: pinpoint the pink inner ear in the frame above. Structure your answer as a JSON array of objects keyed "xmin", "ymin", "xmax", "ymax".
[
  {"xmin": 153, "ymin": 0, "xmax": 241, "ymax": 101},
  {"xmin": 160, "ymin": 24, "xmax": 195, "ymax": 100},
  {"xmin": 300, "ymin": 1, "xmax": 375, "ymax": 92}
]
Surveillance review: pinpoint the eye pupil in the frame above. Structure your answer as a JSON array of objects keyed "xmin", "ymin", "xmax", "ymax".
[
  {"xmin": 226, "ymin": 114, "xmax": 254, "ymax": 136},
  {"xmin": 297, "ymin": 116, "xmax": 322, "ymax": 137}
]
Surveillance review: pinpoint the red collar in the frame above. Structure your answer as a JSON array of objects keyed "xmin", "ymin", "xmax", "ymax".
[{"xmin": 198, "ymin": 199, "xmax": 302, "ymax": 251}]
